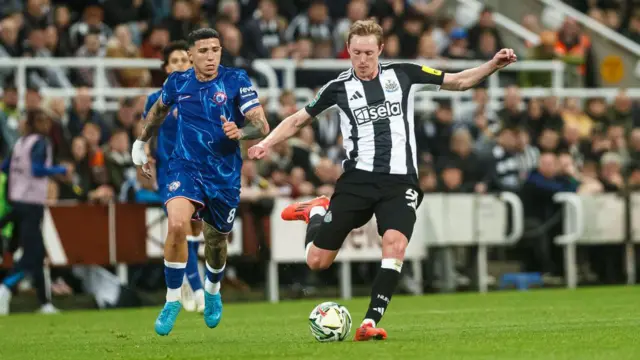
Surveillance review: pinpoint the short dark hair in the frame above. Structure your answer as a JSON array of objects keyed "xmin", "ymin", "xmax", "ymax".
[
  {"xmin": 187, "ymin": 28, "xmax": 219, "ymax": 47},
  {"xmin": 162, "ymin": 40, "xmax": 189, "ymax": 69}
]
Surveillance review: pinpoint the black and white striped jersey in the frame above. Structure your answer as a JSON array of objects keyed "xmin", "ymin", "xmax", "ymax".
[{"xmin": 304, "ymin": 62, "xmax": 445, "ymax": 176}]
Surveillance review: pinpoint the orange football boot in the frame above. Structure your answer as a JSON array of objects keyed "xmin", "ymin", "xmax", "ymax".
[
  {"xmin": 353, "ymin": 323, "xmax": 388, "ymax": 341},
  {"xmin": 280, "ymin": 196, "xmax": 330, "ymax": 223}
]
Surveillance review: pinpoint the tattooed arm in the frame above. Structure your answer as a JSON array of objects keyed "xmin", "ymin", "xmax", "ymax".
[
  {"xmin": 132, "ymin": 97, "xmax": 171, "ymax": 177},
  {"xmin": 239, "ymin": 106, "xmax": 270, "ymax": 140},
  {"xmin": 138, "ymin": 97, "xmax": 171, "ymax": 142}
]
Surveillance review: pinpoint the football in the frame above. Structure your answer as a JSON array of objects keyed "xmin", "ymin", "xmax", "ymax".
[{"xmin": 308, "ymin": 301, "xmax": 352, "ymax": 342}]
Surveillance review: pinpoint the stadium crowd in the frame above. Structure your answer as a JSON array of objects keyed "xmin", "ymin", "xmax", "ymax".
[{"xmin": 0, "ymin": 0, "xmax": 639, "ymax": 296}]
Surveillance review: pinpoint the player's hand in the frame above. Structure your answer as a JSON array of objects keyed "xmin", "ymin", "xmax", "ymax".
[
  {"xmin": 221, "ymin": 115, "xmax": 242, "ymax": 140},
  {"xmin": 248, "ymin": 142, "xmax": 269, "ymax": 159},
  {"xmin": 493, "ymin": 48, "xmax": 517, "ymax": 69},
  {"xmin": 132, "ymin": 139, "xmax": 152, "ymax": 179}
]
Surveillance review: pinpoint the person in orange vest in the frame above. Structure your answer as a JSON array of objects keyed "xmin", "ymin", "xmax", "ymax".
[{"xmin": 554, "ymin": 18, "xmax": 595, "ymax": 87}]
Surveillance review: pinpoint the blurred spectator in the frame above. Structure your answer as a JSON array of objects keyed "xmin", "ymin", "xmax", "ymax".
[
  {"xmin": 555, "ymin": 18, "xmax": 596, "ymax": 87},
  {"xmin": 66, "ymin": 87, "xmax": 109, "ymax": 144},
  {"xmin": 333, "ymin": 0, "xmax": 368, "ymax": 54},
  {"xmin": 486, "ymin": 125, "xmax": 521, "ymax": 192},
  {"xmin": 311, "ymin": 157, "xmax": 340, "ymax": 197},
  {"xmin": 467, "ymin": 7, "xmax": 504, "ymax": 54},
  {"xmin": 0, "ymin": 83, "xmax": 20, "ymax": 158},
  {"xmin": 497, "ymin": 86, "xmax": 525, "ymax": 130},
  {"xmin": 140, "ymin": 25, "xmax": 170, "ymax": 86},
  {"xmin": 397, "ymin": 11, "xmax": 426, "ymax": 58},
  {"xmin": 52, "ymin": 5, "xmax": 73, "ymax": 57},
  {"xmin": 624, "ymin": 12, "xmax": 640, "ymax": 43},
  {"xmin": 220, "ymin": 25, "xmax": 250, "ymax": 69},
  {"xmin": 437, "ymin": 127, "xmax": 488, "ymax": 193},
  {"xmin": 609, "ymin": 90, "xmax": 634, "ymax": 134},
  {"xmin": 475, "ymin": 31, "xmax": 498, "ymax": 60},
  {"xmin": 253, "ymin": 0, "xmax": 287, "ymax": 56},
  {"xmin": 416, "ymin": 101, "xmax": 456, "ymax": 163},
  {"xmin": 515, "ymin": 128, "xmax": 540, "ymax": 180},
  {"xmin": 104, "ymin": 129, "xmax": 133, "ymax": 191},
  {"xmin": 437, "ymin": 163, "xmax": 464, "ymax": 192},
  {"xmin": 23, "ymin": 26, "xmax": 73, "ymax": 89},
  {"xmin": 105, "ymin": 25, "xmax": 150, "ymax": 87},
  {"xmin": 20, "ymin": 0, "xmax": 53, "ymax": 44},
  {"xmin": 519, "ymin": 152, "xmax": 578, "ymax": 277},
  {"xmin": 285, "ymin": 0, "xmax": 332, "ymax": 44},
  {"xmin": 599, "ymin": 152, "xmax": 625, "ymax": 192},
  {"xmin": 442, "ymin": 28, "xmax": 473, "ymax": 59},
  {"xmin": 381, "ymin": 33, "xmax": 400, "ymax": 59},
  {"xmin": 522, "ymin": 13, "xmax": 542, "ymax": 35},
  {"xmin": 370, "ymin": 0, "xmax": 404, "ymax": 35},
  {"xmin": 68, "ymin": 5, "xmax": 112, "ymax": 51},
  {"xmin": 628, "ymin": 129, "xmax": 640, "ymax": 163},
  {"xmin": 0, "ymin": 16, "xmax": 21, "ymax": 57},
  {"xmin": 74, "ymin": 27, "xmax": 106, "ymax": 86},
  {"xmin": 289, "ymin": 125, "xmax": 322, "ymax": 179},
  {"xmin": 162, "ymin": 0, "xmax": 197, "ymax": 41},
  {"xmin": 537, "ymin": 128, "xmax": 561, "ymax": 153},
  {"xmin": 520, "ymin": 31, "xmax": 559, "ymax": 88},
  {"xmin": 416, "ymin": 32, "xmax": 442, "ymax": 60},
  {"xmin": 561, "ymin": 97, "xmax": 594, "ymax": 139},
  {"xmin": 407, "ymin": 0, "xmax": 444, "ymax": 17},
  {"xmin": 102, "ymin": 0, "xmax": 153, "ymax": 43}
]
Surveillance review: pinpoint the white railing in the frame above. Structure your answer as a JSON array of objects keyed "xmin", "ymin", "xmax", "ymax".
[
  {"xmin": 457, "ymin": 0, "xmax": 541, "ymax": 46},
  {"xmin": 537, "ymin": 0, "xmax": 640, "ymax": 57},
  {"xmin": 1, "ymin": 58, "xmax": 638, "ymax": 115}
]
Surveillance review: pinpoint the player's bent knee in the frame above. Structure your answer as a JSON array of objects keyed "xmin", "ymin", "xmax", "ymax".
[
  {"xmin": 168, "ymin": 218, "xmax": 190, "ymax": 238},
  {"xmin": 381, "ymin": 230, "xmax": 409, "ymax": 259},
  {"xmin": 305, "ymin": 245, "xmax": 336, "ymax": 270}
]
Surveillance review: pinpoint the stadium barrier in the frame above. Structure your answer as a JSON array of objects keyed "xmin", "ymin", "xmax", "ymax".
[
  {"xmin": 2, "ymin": 58, "xmax": 640, "ymax": 115},
  {"xmin": 3, "ymin": 193, "xmax": 639, "ymax": 299},
  {"xmin": 554, "ymin": 193, "xmax": 637, "ymax": 289}
]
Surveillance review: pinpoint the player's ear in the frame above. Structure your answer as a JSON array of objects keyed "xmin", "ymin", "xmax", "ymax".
[
  {"xmin": 378, "ymin": 43, "xmax": 384, "ymax": 56},
  {"xmin": 187, "ymin": 49, "xmax": 193, "ymax": 63}
]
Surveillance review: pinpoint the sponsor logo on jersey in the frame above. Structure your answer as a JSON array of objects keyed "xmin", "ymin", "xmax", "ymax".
[
  {"xmin": 384, "ymin": 79, "xmax": 399, "ymax": 92},
  {"xmin": 239, "ymin": 86, "xmax": 255, "ymax": 98},
  {"xmin": 421, "ymin": 65, "xmax": 442, "ymax": 76},
  {"xmin": 352, "ymin": 101, "xmax": 402, "ymax": 125},
  {"xmin": 213, "ymin": 91, "xmax": 227, "ymax": 105}
]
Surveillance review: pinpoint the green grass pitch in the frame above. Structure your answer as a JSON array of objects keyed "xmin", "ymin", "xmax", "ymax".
[{"xmin": 1, "ymin": 286, "xmax": 639, "ymax": 360}]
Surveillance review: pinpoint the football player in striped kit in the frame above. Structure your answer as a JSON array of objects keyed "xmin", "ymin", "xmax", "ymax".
[{"xmin": 249, "ymin": 20, "xmax": 516, "ymax": 340}]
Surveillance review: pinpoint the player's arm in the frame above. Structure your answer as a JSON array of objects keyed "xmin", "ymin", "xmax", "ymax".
[
  {"xmin": 257, "ymin": 107, "xmax": 314, "ymax": 147},
  {"xmin": 441, "ymin": 48, "xmax": 517, "ymax": 91},
  {"xmin": 138, "ymin": 97, "xmax": 170, "ymax": 142},
  {"xmin": 239, "ymin": 106, "xmax": 270, "ymax": 140},
  {"xmin": 249, "ymin": 81, "xmax": 337, "ymax": 159}
]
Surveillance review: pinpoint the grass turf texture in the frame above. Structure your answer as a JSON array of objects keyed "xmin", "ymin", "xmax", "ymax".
[{"xmin": 0, "ymin": 286, "xmax": 639, "ymax": 360}]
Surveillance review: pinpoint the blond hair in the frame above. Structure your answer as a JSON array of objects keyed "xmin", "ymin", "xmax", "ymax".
[{"xmin": 347, "ymin": 20, "xmax": 383, "ymax": 47}]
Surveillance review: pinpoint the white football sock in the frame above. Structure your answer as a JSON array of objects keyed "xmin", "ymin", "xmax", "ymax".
[
  {"xmin": 310, "ymin": 206, "xmax": 326, "ymax": 218},
  {"xmin": 166, "ymin": 287, "xmax": 181, "ymax": 302}
]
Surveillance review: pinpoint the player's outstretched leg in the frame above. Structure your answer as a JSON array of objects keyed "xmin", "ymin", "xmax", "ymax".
[
  {"xmin": 281, "ymin": 195, "xmax": 330, "ymax": 256},
  {"xmin": 155, "ymin": 198, "xmax": 194, "ymax": 336},
  {"xmin": 184, "ymin": 221, "xmax": 205, "ymax": 313},
  {"xmin": 354, "ymin": 230, "xmax": 407, "ymax": 341},
  {"xmin": 202, "ymin": 222, "xmax": 227, "ymax": 328}
]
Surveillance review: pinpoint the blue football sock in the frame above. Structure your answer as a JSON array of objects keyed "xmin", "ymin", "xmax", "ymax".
[
  {"xmin": 2, "ymin": 271, "xmax": 24, "ymax": 288},
  {"xmin": 185, "ymin": 241, "xmax": 203, "ymax": 291},
  {"xmin": 164, "ymin": 260, "xmax": 186, "ymax": 302},
  {"xmin": 204, "ymin": 262, "xmax": 225, "ymax": 295}
]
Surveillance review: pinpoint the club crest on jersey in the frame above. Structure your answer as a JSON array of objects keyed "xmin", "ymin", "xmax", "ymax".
[
  {"xmin": 384, "ymin": 79, "xmax": 399, "ymax": 92},
  {"xmin": 168, "ymin": 181, "xmax": 181, "ymax": 192},
  {"xmin": 213, "ymin": 91, "xmax": 227, "ymax": 105}
]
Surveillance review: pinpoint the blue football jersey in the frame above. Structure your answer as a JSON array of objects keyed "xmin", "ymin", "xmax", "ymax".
[
  {"xmin": 160, "ymin": 66, "xmax": 260, "ymax": 190},
  {"xmin": 142, "ymin": 89, "xmax": 178, "ymax": 188}
]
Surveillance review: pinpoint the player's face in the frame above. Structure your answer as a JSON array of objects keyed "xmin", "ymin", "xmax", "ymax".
[
  {"xmin": 189, "ymin": 37, "xmax": 222, "ymax": 78},
  {"xmin": 165, "ymin": 50, "xmax": 190, "ymax": 74},
  {"xmin": 348, "ymin": 34, "xmax": 383, "ymax": 80}
]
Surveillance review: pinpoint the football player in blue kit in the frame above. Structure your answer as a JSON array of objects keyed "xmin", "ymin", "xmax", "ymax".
[
  {"xmin": 132, "ymin": 28, "xmax": 269, "ymax": 336},
  {"xmin": 143, "ymin": 40, "xmax": 206, "ymax": 313}
]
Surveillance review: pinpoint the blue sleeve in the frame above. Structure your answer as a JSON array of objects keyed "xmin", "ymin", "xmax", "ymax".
[
  {"xmin": 31, "ymin": 138, "xmax": 66, "ymax": 177},
  {"xmin": 161, "ymin": 73, "xmax": 179, "ymax": 106},
  {"xmin": 1, "ymin": 156, "xmax": 10, "ymax": 173},
  {"xmin": 527, "ymin": 172, "xmax": 576, "ymax": 193},
  {"xmin": 235, "ymin": 70, "xmax": 261, "ymax": 116},
  {"xmin": 142, "ymin": 91, "xmax": 160, "ymax": 119}
]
